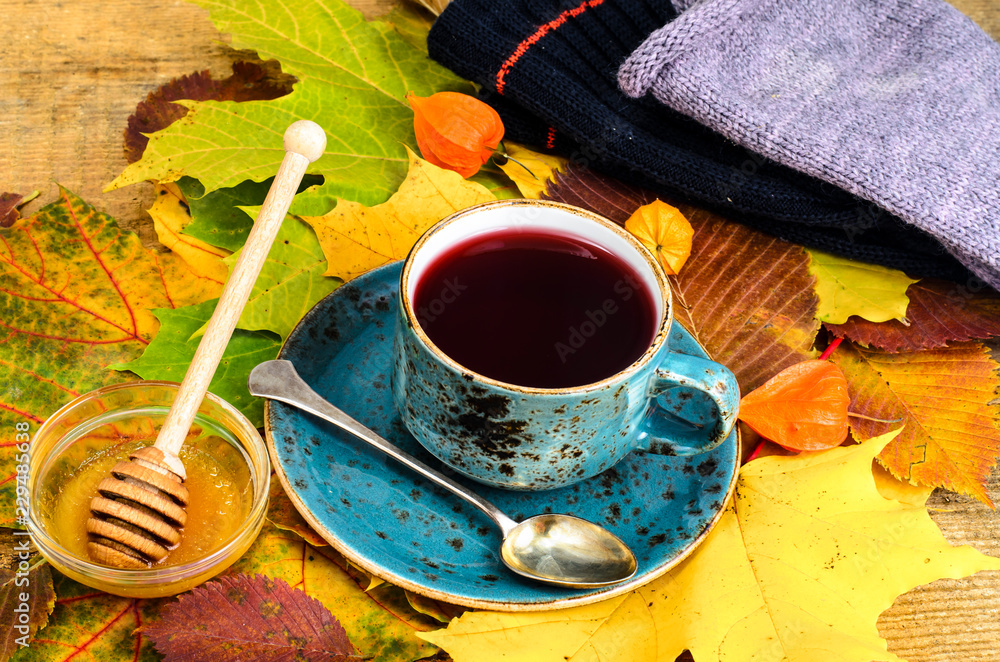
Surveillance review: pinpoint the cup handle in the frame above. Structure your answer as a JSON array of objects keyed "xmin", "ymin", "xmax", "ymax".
[{"xmin": 636, "ymin": 353, "xmax": 740, "ymax": 456}]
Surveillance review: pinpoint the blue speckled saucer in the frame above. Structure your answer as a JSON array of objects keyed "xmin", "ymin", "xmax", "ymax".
[{"xmin": 265, "ymin": 261, "xmax": 739, "ymax": 611}]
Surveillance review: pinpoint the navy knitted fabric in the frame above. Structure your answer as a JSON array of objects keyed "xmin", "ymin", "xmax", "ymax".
[{"xmin": 427, "ymin": 0, "xmax": 972, "ymax": 282}]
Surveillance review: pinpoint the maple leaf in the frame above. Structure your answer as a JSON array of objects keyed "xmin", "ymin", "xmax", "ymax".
[
  {"xmin": 808, "ymin": 249, "xmax": 918, "ymax": 324},
  {"xmin": 148, "ymin": 183, "xmax": 230, "ymax": 284},
  {"xmin": 141, "ymin": 574, "xmax": 361, "ymax": 662},
  {"xmin": 832, "ymin": 340, "xmax": 1000, "ymax": 505},
  {"xmin": 301, "ymin": 148, "xmax": 495, "ymax": 281},
  {"xmin": 825, "ymin": 277, "xmax": 1000, "ymax": 352},
  {"xmin": 124, "ymin": 60, "xmax": 296, "ymax": 165},
  {"xmin": 229, "ymin": 520, "xmax": 441, "ymax": 662},
  {"xmin": 175, "ymin": 177, "xmax": 271, "ymax": 252},
  {"xmin": 219, "ymin": 215, "xmax": 340, "ymax": 339},
  {"xmin": 0, "ymin": 557, "xmax": 55, "ymax": 660},
  {"xmin": 496, "ymin": 143, "xmax": 567, "ymax": 199},
  {"xmin": 112, "ymin": 299, "xmax": 281, "ymax": 426},
  {"xmin": 0, "ymin": 188, "xmax": 218, "ymax": 527},
  {"xmin": 382, "ymin": 3, "xmax": 438, "ymax": 55},
  {"xmin": 25, "ymin": 572, "xmax": 163, "ymax": 661},
  {"xmin": 107, "ymin": 0, "xmax": 478, "ymax": 215},
  {"xmin": 545, "ymin": 166, "xmax": 819, "ymax": 392},
  {"xmin": 146, "ymin": 177, "xmax": 337, "ymax": 341},
  {"xmin": 419, "ymin": 432, "xmax": 1000, "ymax": 662}
]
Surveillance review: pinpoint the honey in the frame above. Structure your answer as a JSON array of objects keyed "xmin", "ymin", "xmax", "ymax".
[{"xmin": 35, "ymin": 412, "xmax": 254, "ymax": 568}]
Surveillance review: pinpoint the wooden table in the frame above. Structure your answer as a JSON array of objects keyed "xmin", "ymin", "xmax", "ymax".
[{"xmin": 2, "ymin": 1, "xmax": 998, "ymax": 660}]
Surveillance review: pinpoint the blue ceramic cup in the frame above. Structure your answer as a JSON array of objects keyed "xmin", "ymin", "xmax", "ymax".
[{"xmin": 391, "ymin": 199, "xmax": 739, "ymax": 491}]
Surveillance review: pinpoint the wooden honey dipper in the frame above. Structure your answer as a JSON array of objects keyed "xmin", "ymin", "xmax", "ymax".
[{"xmin": 86, "ymin": 121, "xmax": 327, "ymax": 569}]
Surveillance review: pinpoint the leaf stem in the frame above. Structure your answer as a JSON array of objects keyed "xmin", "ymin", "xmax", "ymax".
[
  {"xmin": 745, "ymin": 439, "xmax": 767, "ymax": 463},
  {"xmin": 847, "ymin": 412, "xmax": 904, "ymax": 424},
  {"xmin": 819, "ymin": 337, "xmax": 843, "ymax": 361},
  {"xmin": 497, "ymin": 152, "xmax": 538, "ymax": 180}
]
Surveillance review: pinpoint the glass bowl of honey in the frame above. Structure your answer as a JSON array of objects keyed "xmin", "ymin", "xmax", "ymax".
[{"xmin": 27, "ymin": 381, "xmax": 269, "ymax": 598}]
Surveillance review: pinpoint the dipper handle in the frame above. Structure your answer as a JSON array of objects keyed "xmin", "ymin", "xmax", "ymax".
[{"xmin": 152, "ymin": 121, "xmax": 326, "ymax": 476}]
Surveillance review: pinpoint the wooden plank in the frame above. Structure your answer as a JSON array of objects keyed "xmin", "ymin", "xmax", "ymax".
[{"xmin": 1, "ymin": 0, "xmax": 998, "ymax": 660}]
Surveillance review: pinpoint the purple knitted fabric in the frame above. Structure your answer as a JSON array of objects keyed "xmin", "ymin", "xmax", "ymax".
[{"xmin": 620, "ymin": 0, "xmax": 1000, "ymax": 289}]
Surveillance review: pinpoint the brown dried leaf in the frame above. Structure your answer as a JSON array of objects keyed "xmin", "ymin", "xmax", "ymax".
[
  {"xmin": 545, "ymin": 166, "xmax": 820, "ymax": 391},
  {"xmin": 0, "ymin": 191, "xmax": 38, "ymax": 228},
  {"xmin": 832, "ymin": 341, "xmax": 1000, "ymax": 505},
  {"xmin": 0, "ymin": 194, "xmax": 23, "ymax": 229},
  {"xmin": 141, "ymin": 574, "xmax": 361, "ymax": 662},
  {"xmin": 0, "ymin": 557, "xmax": 55, "ymax": 661},
  {"xmin": 825, "ymin": 278, "xmax": 1000, "ymax": 352},
  {"xmin": 123, "ymin": 60, "xmax": 295, "ymax": 164},
  {"xmin": 543, "ymin": 166, "xmax": 657, "ymax": 225}
]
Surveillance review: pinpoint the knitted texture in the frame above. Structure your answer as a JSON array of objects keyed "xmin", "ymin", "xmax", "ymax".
[
  {"xmin": 620, "ymin": 0, "xmax": 1000, "ymax": 288},
  {"xmin": 426, "ymin": 0, "xmax": 972, "ymax": 281}
]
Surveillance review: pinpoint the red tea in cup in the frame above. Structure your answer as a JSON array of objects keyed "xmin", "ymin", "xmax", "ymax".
[{"xmin": 413, "ymin": 229, "xmax": 657, "ymax": 388}]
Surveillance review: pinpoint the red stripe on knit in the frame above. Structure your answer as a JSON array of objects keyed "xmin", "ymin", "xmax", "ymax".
[
  {"xmin": 496, "ymin": 0, "xmax": 605, "ymax": 95},
  {"xmin": 546, "ymin": 127, "xmax": 557, "ymax": 149}
]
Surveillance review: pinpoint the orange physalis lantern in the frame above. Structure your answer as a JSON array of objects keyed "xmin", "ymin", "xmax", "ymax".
[
  {"xmin": 624, "ymin": 200, "xmax": 694, "ymax": 275},
  {"xmin": 738, "ymin": 360, "xmax": 850, "ymax": 452},
  {"xmin": 407, "ymin": 92, "xmax": 505, "ymax": 178}
]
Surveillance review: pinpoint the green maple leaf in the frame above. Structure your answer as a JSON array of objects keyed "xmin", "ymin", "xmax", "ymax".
[
  {"xmin": 222, "ymin": 214, "xmax": 340, "ymax": 339},
  {"xmin": 178, "ymin": 177, "xmax": 270, "ymax": 251},
  {"xmin": 165, "ymin": 180, "xmax": 340, "ymax": 341},
  {"xmin": 114, "ymin": 300, "xmax": 281, "ymax": 426},
  {"xmin": 106, "ymin": 0, "xmax": 473, "ymax": 215}
]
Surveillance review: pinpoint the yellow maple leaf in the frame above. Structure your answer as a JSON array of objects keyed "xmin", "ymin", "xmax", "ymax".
[
  {"xmin": 301, "ymin": 148, "xmax": 496, "ymax": 281},
  {"xmin": 148, "ymin": 182, "xmax": 230, "ymax": 284},
  {"xmin": 419, "ymin": 431, "xmax": 1000, "ymax": 662},
  {"xmin": 625, "ymin": 200, "xmax": 694, "ymax": 275},
  {"xmin": 496, "ymin": 142, "xmax": 567, "ymax": 199},
  {"xmin": 152, "ymin": 251, "xmax": 224, "ymax": 310}
]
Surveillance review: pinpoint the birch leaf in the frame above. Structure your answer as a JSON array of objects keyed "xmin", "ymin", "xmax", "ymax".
[
  {"xmin": 421, "ymin": 433, "xmax": 1000, "ymax": 662},
  {"xmin": 301, "ymin": 148, "xmax": 495, "ymax": 281},
  {"xmin": 808, "ymin": 250, "xmax": 918, "ymax": 324}
]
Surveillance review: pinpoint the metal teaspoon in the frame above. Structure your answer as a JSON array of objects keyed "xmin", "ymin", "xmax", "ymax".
[{"xmin": 248, "ymin": 359, "xmax": 638, "ymax": 589}]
